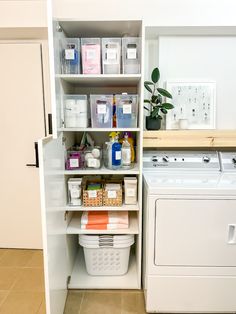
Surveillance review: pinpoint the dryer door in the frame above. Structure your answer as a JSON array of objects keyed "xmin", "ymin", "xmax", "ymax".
[{"xmin": 155, "ymin": 199, "xmax": 236, "ymax": 266}]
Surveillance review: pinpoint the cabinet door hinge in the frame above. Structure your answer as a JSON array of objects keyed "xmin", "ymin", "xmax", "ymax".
[
  {"xmin": 62, "ymin": 136, "xmax": 66, "ymax": 145},
  {"xmin": 56, "ymin": 23, "xmax": 62, "ymax": 33}
]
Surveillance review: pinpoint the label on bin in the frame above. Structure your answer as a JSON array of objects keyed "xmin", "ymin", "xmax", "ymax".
[
  {"xmin": 97, "ymin": 104, "xmax": 107, "ymax": 114},
  {"xmin": 65, "ymin": 49, "xmax": 75, "ymax": 60},
  {"xmin": 126, "ymin": 188, "xmax": 135, "ymax": 197},
  {"xmin": 86, "ymin": 49, "xmax": 96, "ymax": 60},
  {"xmin": 88, "ymin": 158, "xmax": 97, "ymax": 168},
  {"xmin": 70, "ymin": 186, "xmax": 80, "ymax": 198},
  {"xmin": 127, "ymin": 48, "xmax": 137, "ymax": 60},
  {"xmin": 88, "ymin": 190, "xmax": 97, "ymax": 198},
  {"xmin": 123, "ymin": 104, "xmax": 132, "ymax": 114},
  {"xmin": 107, "ymin": 48, "xmax": 117, "ymax": 60},
  {"xmin": 108, "ymin": 190, "xmax": 117, "ymax": 199},
  {"xmin": 69, "ymin": 158, "xmax": 79, "ymax": 168}
]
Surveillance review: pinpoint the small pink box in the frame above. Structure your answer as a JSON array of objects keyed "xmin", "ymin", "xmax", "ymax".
[{"xmin": 81, "ymin": 39, "xmax": 101, "ymax": 74}]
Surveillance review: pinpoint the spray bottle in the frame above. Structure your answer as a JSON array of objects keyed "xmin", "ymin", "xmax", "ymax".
[
  {"xmin": 121, "ymin": 132, "xmax": 132, "ymax": 168},
  {"xmin": 109, "ymin": 132, "xmax": 122, "ymax": 169}
]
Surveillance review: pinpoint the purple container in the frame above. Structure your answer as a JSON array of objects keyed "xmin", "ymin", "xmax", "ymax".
[{"xmin": 65, "ymin": 151, "xmax": 84, "ymax": 170}]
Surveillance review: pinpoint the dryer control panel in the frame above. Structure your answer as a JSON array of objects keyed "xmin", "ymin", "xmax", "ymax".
[
  {"xmin": 143, "ymin": 151, "xmax": 220, "ymax": 171},
  {"xmin": 219, "ymin": 152, "xmax": 236, "ymax": 171}
]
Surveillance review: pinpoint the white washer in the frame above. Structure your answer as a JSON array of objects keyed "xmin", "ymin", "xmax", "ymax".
[{"xmin": 143, "ymin": 151, "xmax": 236, "ymax": 313}]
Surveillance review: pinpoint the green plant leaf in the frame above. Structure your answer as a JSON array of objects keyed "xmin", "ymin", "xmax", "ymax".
[
  {"xmin": 151, "ymin": 107, "xmax": 159, "ymax": 118},
  {"xmin": 144, "ymin": 81, "xmax": 154, "ymax": 85},
  {"xmin": 144, "ymin": 84, "xmax": 153, "ymax": 93},
  {"xmin": 144, "ymin": 99, "xmax": 150, "ymax": 103},
  {"xmin": 151, "ymin": 95, "xmax": 158, "ymax": 103},
  {"xmin": 151, "ymin": 68, "xmax": 160, "ymax": 83},
  {"xmin": 156, "ymin": 94, "xmax": 162, "ymax": 104},
  {"xmin": 144, "ymin": 106, "xmax": 150, "ymax": 111},
  {"xmin": 160, "ymin": 108, "xmax": 168, "ymax": 114},
  {"xmin": 161, "ymin": 102, "xmax": 174, "ymax": 109},
  {"xmin": 157, "ymin": 88, "xmax": 172, "ymax": 99}
]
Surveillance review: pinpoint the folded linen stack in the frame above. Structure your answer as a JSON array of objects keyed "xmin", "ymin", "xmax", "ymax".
[{"xmin": 81, "ymin": 211, "xmax": 129, "ymax": 230}]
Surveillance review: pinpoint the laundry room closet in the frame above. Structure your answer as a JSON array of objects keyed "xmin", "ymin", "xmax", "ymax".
[{"xmin": 39, "ymin": 0, "xmax": 236, "ymax": 313}]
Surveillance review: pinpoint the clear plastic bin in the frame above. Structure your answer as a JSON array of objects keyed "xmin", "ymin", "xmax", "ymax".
[
  {"xmin": 63, "ymin": 95, "xmax": 88, "ymax": 128},
  {"xmin": 65, "ymin": 150, "xmax": 84, "ymax": 170},
  {"xmin": 60, "ymin": 38, "xmax": 80, "ymax": 74},
  {"xmin": 68, "ymin": 178, "xmax": 82, "ymax": 206},
  {"xmin": 122, "ymin": 37, "xmax": 141, "ymax": 74},
  {"xmin": 90, "ymin": 95, "xmax": 113, "ymax": 128},
  {"xmin": 84, "ymin": 146, "xmax": 102, "ymax": 169},
  {"xmin": 102, "ymin": 38, "xmax": 121, "ymax": 74},
  {"xmin": 79, "ymin": 234, "xmax": 134, "ymax": 276},
  {"xmin": 116, "ymin": 94, "xmax": 138, "ymax": 128},
  {"xmin": 81, "ymin": 38, "xmax": 101, "ymax": 74}
]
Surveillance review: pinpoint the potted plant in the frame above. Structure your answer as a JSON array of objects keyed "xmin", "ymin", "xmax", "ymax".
[{"xmin": 144, "ymin": 67, "xmax": 174, "ymax": 130}]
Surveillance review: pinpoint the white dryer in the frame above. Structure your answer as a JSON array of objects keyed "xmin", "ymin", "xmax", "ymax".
[{"xmin": 143, "ymin": 151, "xmax": 236, "ymax": 313}]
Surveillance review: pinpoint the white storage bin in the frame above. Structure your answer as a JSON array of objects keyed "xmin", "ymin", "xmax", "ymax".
[
  {"xmin": 116, "ymin": 94, "xmax": 138, "ymax": 128},
  {"xmin": 102, "ymin": 38, "xmax": 121, "ymax": 74},
  {"xmin": 122, "ymin": 37, "xmax": 141, "ymax": 74},
  {"xmin": 90, "ymin": 95, "xmax": 113, "ymax": 128},
  {"xmin": 63, "ymin": 95, "xmax": 88, "ymax": 128},
  {"xmin": 60, "ymin": 38, "xmax": 81, "ymax": 74},
  {"xmin": 79, "ymin": 234, "xmax": 134, "ymax": 276},
  {"xmin": 81, "ymin": 38, "xmax": 101, "ymax": 74}
]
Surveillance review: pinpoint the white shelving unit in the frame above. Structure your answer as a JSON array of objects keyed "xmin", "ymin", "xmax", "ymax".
[
  {"xmin": 39, "ymin": 9, "xmax": 144, "ymax": 314},
  {"xmin": 63, "ymin": 164, "xmax": 140, "ymax": 175},
  {"xmin": 58, "ymin": 128, "xmax": 140, "ymax": 132},
  {"xmin": 68, "ymin": 249, "xmax": 138, "ymax": 289},
  {"xmin": 67, "ymin": 212, "xmax": 139, "ymax": 234},
  {"xmin": 56, "ymin": 74, "xmax": 141, "ymax": 86},
  {"xmin": 64, "ymin": 203, "xmax": 140, "ymax": 212}
]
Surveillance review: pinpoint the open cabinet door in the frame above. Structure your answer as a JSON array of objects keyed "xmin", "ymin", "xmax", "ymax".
[{"xmin": 38, "ymin": 135, "xmax": 68, "ymax": 314}]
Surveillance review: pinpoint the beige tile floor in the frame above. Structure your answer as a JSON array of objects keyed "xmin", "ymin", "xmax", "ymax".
[
  {"xmin": 0, "ymin": 249, "xmax": 147, "ymax": 314},
  {"xmin": 0, "ymin": 249, "xmax": 46, "ymax": 314}
]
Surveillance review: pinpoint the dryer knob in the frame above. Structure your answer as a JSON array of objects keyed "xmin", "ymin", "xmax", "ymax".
[
  {"xmin": 232, "ymin": 157, "xmax": 236, "ymax": 164},
  {"xmin": 203, "ymin": 156, "xmax": 210, "ymax": 163},
  {"xmin": 162, "ymin": 156, "xmax": 169, "ymax": 162}
]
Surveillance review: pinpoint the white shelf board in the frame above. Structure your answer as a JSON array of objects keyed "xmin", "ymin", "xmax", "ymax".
[
  {"xmin": 56, "ymin": 74, "xmax": 141, "ymax": 87},
  {"xmin": 65, "ymin": 203, "xmax": 140, "ymax": 212},
  {"xmin": 145, "ymin": 26, "xmax": 236, "ymax": 39},
  {"xmin": 58, "ymin": 127, "xmax": 140, "ymax": 132},
  {"xmin": 67, "ymin": 212, "xmax": 139, "ymax": 235},
  {"xmin": 68, "ymin": 249, "xmax": 139, "ymax": 289},
  {"xmin": 62, "ymin": 164, "xmax": 140, "ymax": 175},
  {"xmin": 59, "ymin": 20, "xmax": 142, "ymax": 38}
]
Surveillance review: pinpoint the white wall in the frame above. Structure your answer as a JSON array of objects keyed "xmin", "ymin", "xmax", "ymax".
[
  {"xmin": 53, "ymin": 0, "xmax": 236, "ymax": 27},
  {"xmin": 156, "ymin": 36, "xmax": 236, "ymax": 129},
  {"xmin": 0, "ymin": 1, "xmax": 47, "ymax": 28}
]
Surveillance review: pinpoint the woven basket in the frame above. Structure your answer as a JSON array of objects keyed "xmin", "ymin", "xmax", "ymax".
[
  {"xmin": 103, "ymin": 181, "xmax": 122, "ymax": 206},
  {"xmin": 83, "ymin": 179, "xmax": 103, "ymax": 207}
]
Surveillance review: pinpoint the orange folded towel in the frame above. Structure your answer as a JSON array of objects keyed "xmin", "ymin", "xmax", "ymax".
[
  {"xmin": 81, "ymin": 223, "xmax": 129, "ymax": 230},
  {"xmin": 80, "ymin": 211, "xmax": 129, "ymax": 230}
]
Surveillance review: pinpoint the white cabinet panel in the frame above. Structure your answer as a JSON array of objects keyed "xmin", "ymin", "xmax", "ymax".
[
  {"xmin": 0, "ymin": 43, "xmax": 46, "ymax": 249},
  {"xmin": 38, "ymin": 135, "xmax": 68, "ymax": 314},
  {"xmin": 155, "ymin": 199, "xmax": 236, "ymax": 266}
]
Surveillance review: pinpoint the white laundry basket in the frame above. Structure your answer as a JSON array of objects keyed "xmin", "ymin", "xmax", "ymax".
[{"xmin": 79, "ymin": 234, "xmax": 134, "ymax": 276}]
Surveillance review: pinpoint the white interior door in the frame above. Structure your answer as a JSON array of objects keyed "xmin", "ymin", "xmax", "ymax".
[
  {"xmin": 38, "ymin": 135, "xmax": 68, "ymax": 314},
  {"xmin": 0, "ymin": 43, "xmax": 46, "ymax": 248},
  {"xmin": 155, "ymin": 198, "xmax": 236, "ymax": 266}
]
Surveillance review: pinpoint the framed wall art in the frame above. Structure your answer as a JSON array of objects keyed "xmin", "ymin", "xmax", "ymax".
[{"xmin": 165, "ymin": 81, "xmax": 216, "ymax": 129}]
